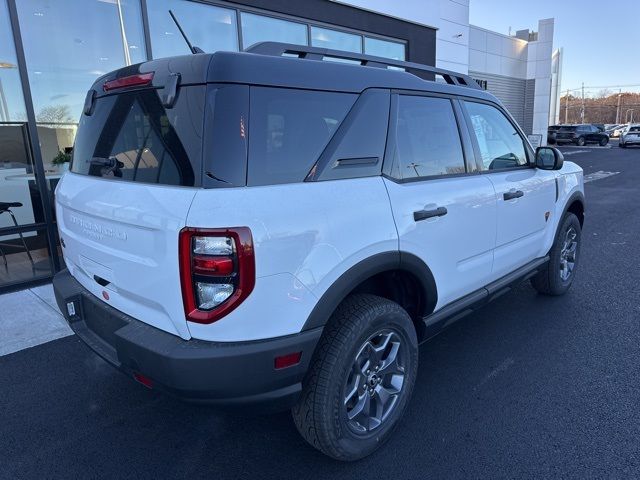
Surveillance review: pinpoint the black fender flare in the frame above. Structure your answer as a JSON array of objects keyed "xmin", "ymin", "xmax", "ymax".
[
  {"xmin": 301, "ymin": 251, "xmax": 437, "ymax": 331},
  {"xmin": 561, "ymin": 190, "xmax": 585, "ymax": 226}
]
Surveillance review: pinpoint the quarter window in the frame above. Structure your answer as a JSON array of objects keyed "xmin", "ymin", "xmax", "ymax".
[
  {"xmin": 248, "ymin": 88, "xmax": 356, "ymax": 186},
  {"xmin": 464, "ymin": 101, "xmax": 528, "ymax": 170},
  {"xmin": 390, "ymin": 95, "xmax": 466, "ymax": 180}
]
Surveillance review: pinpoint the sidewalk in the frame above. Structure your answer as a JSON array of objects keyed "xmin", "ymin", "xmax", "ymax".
[{"xmin": 0, "ymin": 283, "xmax": 72, "ymax": 356}]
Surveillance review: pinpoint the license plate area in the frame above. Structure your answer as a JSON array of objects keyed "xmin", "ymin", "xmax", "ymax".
[{"xmin": 81, "ymin": 294, "xmax": 128, "ymax": 347}]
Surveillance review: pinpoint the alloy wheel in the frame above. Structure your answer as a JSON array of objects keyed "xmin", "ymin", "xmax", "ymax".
[
  {"xmin": 343, "ymin": 329, "xmax": 407, "ymax": 435},
  {"xmin": 559, "ymin": 226, "xmax": 578, "ymax": 281}
]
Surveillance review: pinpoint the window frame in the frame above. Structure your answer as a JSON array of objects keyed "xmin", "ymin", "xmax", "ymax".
[
  {"xmin": 458, "ymin": 97, "xmax": 535, "ymax": 174},
  {"xmin": 382, "ymin": 90, "xmax": 478, "ymax": 184}
]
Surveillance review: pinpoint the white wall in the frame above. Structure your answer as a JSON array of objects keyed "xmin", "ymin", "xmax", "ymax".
[
  {"xmin": 436, "ymin": 0, "xmax": 470, "ymax": 74},
  {"xmin": 469, "ymin": 26, "xmax": 528, "ymax": 78},
  {"xmin": 331, "ymin": 0, "xmax": 470, "ymax": 73}
]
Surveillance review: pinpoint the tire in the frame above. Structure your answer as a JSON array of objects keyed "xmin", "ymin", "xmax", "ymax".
[
  {"xmin": 620, "ymin": 142, "xmax": 626, "ymax": 148},
  {"xmin": 576, "ymin": 137, "xmax": 586, "ymax": 146},
  {"xmin": 531, "ymin": 212, "xmax": 582, "ymax": 296},
  {"xmin": 599, "ymin": 137, "xmax": 609, "ymax": 146},
  {"xmin": 292, "ymin": 294, "xmax": 418, "ymax": 461}
]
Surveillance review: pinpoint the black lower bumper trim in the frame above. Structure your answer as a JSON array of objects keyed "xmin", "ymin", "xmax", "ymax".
[{"xmin": 53, "ymin": 269, "xmax": 322, "ymax": 411}]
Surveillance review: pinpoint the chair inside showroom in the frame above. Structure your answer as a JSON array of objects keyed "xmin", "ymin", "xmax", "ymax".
[{"xmin": 0, "ymin": 202, "xmax": 35, "ymax": 270}]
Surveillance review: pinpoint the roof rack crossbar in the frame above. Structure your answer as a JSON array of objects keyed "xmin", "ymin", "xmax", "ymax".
[{"xmin": 247, "ymin": 42, "xmax": 481, "ymax": 90}]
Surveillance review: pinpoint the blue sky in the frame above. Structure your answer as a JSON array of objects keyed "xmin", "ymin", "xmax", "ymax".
[{"xmin": 470, "ymin": 1, "xmax": 640, "ymax": 96}]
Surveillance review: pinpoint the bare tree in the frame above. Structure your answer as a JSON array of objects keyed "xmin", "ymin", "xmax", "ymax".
[{"xmin": 36, "ymin": 104, "xmax": 74, "ymax": 124}]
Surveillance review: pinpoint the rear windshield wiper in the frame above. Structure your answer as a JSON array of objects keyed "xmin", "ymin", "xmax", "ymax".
[{"xmin": 90, "ymin": 156, "xmax": 124, "ymax": 177}]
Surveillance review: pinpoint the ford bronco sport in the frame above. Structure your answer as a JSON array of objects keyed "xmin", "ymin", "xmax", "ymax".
[{"xmin": 53, "ymin": 42, "xmax": 585, "ymax": 461}]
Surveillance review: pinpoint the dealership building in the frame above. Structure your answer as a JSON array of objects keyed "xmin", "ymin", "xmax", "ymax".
[{"xmin": 0, "ymin": 0, "xmax": 561, "ymax": 292}]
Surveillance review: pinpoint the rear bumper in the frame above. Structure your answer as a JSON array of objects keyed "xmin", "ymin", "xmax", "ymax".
[{"xmin": 53, "ymin": 269, "xmax": 322, "ymax": 411}]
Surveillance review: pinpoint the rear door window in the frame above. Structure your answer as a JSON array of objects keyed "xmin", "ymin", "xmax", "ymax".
[
  {"xmin": 389, "ymin": 95, "xmax": 466, "ymax": 180},
  {"xmin": 72, "ymin": 86, "xmax": 205, "ymax": 186},
  {"xmin": 248, "ymin": 87, "xmax": 356, "ymax": 186}
]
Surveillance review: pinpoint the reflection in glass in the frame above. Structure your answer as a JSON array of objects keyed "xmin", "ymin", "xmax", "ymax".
[
  {"xmin": 148, "ymin": 0, "xmax": 237, "ymax": 58},
  {"xmin": 0, "ymin": 0, "xmax": 26, "ymax": 122},
  {"xmin": 364, "ymin": 37, "xmax": 406, "ymax": 60},
  {"xmin": 16, "ymin": 0, "xmax": 147, "ymax": 123},
  {"xmin": 0, "ymin": 227, "xmax": 52, "ymax": 286},
  {"xmin": 241, "ymin": 13, "xmax": 307, "ymax": 50},
  {"xmin": 0, "ymin": 124, "xmax": 48, "ymax": 227},
  {"xmin": 311, "ymin": 27, "xmax": 361, "ymax": 53}
]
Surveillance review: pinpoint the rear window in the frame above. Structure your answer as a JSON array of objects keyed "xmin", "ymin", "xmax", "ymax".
[
  {"xmin": 629, "ymin": 127, "xmax": 640, "ymax": 133},
  {"xmin": 559, "ymin": 126, "xmax": 577, "ymax": 131},
  {"xmin": 72, "ymin": 86, "xmax": 205, "ymax": 186},
  {"xmin": 248, "ymin": 87, "xmax": 356, "ymax": 186}
]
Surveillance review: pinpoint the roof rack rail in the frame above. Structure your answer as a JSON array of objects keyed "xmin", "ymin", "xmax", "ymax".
[{"xmin": 247, "ymin": 42, "xmax": 481, "ymax": 90}]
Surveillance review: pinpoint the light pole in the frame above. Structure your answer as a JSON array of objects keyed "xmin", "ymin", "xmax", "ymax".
[{"xmin": 626, "ymin": 109, "xmax": 634, "ymax": 123}]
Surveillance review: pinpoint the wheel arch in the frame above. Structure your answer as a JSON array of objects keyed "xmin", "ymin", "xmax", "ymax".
[
  {"xmin": 301, "ymin": 252, "xmax": 437, "ymax": 340},
  {"xmin": 563, "ymin": 190, "xmax": 585, "ymax": 228}
]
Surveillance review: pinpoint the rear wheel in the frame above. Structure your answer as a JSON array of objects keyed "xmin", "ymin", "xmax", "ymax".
[
  {"xmin": 599, "ymin": 137, "xmax": 609, "ymax": 146},
  {"xmin": 531, "ymin": 212, "xmax": 581, "ymax": 296},
  {"xmin": 576, "ymin": 137, "xmax": 586, "ymax": 146},
  {"xmin": 292, "ymin": 294, "xmax": 418, "ymax": 461}
]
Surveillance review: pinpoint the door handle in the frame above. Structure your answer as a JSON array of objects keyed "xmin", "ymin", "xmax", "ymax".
[
  {"xmin": 503, "ymin": 190, "xmax": 524, "ymax": 201},
  {"xmin": 414, "ymin": 206, "xmax": 448, "ymax": 222}
]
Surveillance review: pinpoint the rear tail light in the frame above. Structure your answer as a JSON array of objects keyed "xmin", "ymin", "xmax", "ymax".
[
  {"xmin": 103, "ymin": 72, "xmax": 154, "ymax": 92},
  {"xmin": 179, "ymin": 227, "xmax": 255, "ymax": 324}
]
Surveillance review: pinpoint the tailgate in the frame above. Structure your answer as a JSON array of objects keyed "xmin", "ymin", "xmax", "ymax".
[
  {"xmin": 55, "ymin": 65, "xmax": 208, "ymax": 339},
  {"xmin": 56, "ymin": 174, "xmax": 196, "ymax": 339}
]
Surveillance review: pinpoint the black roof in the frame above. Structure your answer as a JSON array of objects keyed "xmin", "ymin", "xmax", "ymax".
[{"xmin": 93, "ymin": 42, "xmax": 497, "ymax": 103}]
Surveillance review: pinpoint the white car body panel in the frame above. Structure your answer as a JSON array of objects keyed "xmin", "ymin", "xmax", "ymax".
[
  {"xmin": 485, "ymin": 168, "xmax": 557, "ymax": 279},
  {"xmin": 185, "ymin": 177, "xmax": 398, "ymax": 341},
  {"xmin": 55, "ymin": 173, "xmax": 196, "ymax": 340},
  {"xmin": 539, "ymin": 161, "xmax": 584, "ymax": 255},
  {"xmin": 383, "ymin": 175, "xmax": 497, "ymax": 310}
]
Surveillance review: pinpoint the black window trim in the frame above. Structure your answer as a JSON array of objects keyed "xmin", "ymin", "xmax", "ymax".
[
  {"xmin": 458, "ymin": 96, "xmax": 536, "ymax": 175},
  {"xmin": 305, "ymin": 87, "xmax": 391, "ymax": 182},
  {"xmin": 382, "ymin": 90, "xmax": 476, "ymax": 184}
]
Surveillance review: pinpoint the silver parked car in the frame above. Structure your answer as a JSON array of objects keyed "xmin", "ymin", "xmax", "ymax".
[{"xmin": 619, "ymin": 124, "xmax": 640, "ymax": 148}]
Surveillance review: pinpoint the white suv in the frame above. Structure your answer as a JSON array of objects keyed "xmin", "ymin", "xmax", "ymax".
[{"xmin": 53, "ymin": 43, "xmax": 585, "ymax": 461}]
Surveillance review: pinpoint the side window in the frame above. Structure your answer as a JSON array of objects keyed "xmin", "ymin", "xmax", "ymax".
[
  {"xmin": 248, "ymin": 87, "xmax": 356, "ymax": 186},
  {"xmin": 464, "ymin": 101, "xmax": 528, "ymax": 170},
  {"xmin": 391, "ymin": 95, "xmax": 466, "ymax": 180}
]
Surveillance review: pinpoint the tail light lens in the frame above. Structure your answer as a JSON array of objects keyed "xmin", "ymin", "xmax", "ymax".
[{"xmin": 179, "ymin": 227, "xmax": 255, "ymax": 324}]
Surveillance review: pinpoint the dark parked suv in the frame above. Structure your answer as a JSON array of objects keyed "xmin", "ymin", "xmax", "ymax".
[{"xmin": 555, "ymin": 124, "xmax": 609, "ymax": 146}]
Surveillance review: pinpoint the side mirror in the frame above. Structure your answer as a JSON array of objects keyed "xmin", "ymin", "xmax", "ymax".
[{"xmin": 535, "ymin": 146, "xmax": 564, "ymax": 170}]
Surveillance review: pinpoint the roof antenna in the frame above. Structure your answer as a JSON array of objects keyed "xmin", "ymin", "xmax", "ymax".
[{"xmin": 169, "ymin": 10, "xmax": 204, "ymax": 54}]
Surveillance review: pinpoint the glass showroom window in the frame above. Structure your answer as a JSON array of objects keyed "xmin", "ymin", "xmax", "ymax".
[
  {"xmin": 0, "ymin": 0, "xmax": 54, "ymax": 289},
  {"xmin": 0, "ymin": 0, "xmax": 26, "ymax": 123},
  {"xmin": 364, "ymin": 37, "xmax": 406, "ymax": 61},
  {"xmin": 16, "ymin": 0, "xmax": 147, "ymax": 188},
  {"xmin": 241, "ymin": 12, "xmax": 307, "ymax": 50},
  {"xmin": 16, "ymin": 0, "xmax": 146, "ymax": 123},
  {"xmin": 311, "ymin": 27, "xmax": 362, "ymax": 53},
  {"xmin": 148, "ymin": 0, "xmax": 238, "ymax": 58}
]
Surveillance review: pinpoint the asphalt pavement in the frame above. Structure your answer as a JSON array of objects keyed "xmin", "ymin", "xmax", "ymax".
[{"xmin": 2, "ymin": 143, "xmax": 640, "ymax": 479}]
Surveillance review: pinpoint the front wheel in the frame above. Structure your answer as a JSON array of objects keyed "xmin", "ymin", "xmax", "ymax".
[
  {"xmin": 576, "ymin": 137, "xmax": 586, "ymax": 146},
  {"xmin": 531, "ymin": 212, "xmax": 581, "ymax": 295},
  {"xmin": 599, "ymin": 137, "xmax": 609, "ymax": 146},
  {"xmin": 620, "ymin": 142, "xmax": 626, "ymax": 148},
  {"xmin": 292, "ymin": 294, "xmax": 418, "ymax": 461}
]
